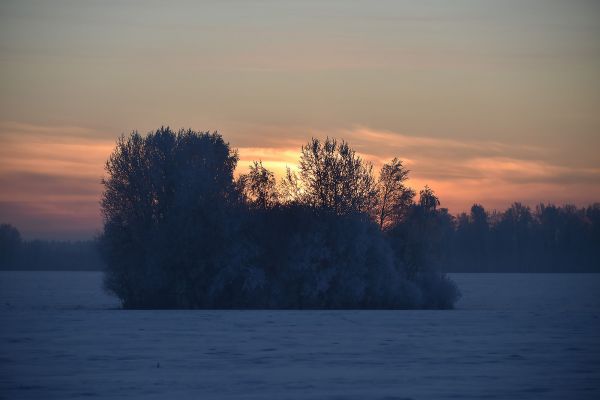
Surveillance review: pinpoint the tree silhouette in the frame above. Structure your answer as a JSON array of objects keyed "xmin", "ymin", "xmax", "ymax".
[
  {"xmin": 287, "ymin": 137, "xmax": 377, "ymax": 215},
  {"xmin": 376, "ymin": 158, "xmax": 415, "ymax": 230},
  {"xmin": 419, "ymin": 185, "xmax": 440, "ymax": 212},
  {"xmin": 100, "ymin": 127, "xmax": 242, "ymax": 308},
  {"xmin": 98, "ymin": 129, "xmax": 461, "ymax": 309},
  {"xmin": 238, "ymin": 161, "xmax": 278, "ymax": 210}
]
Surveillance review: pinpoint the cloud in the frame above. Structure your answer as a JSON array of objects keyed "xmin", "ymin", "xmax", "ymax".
[
  {"xmin": 234, "ymin": 126, "xmax": 600, "ymax": 211},
  {"xmin": 345, "ymin": 128, "xmax": 600, "ymax": 210},
  {"xmin": 237, "ymin": 147, "xmax": 301, "ymax": 178},
  {"xmin": 0, "ymin": 201, "xmax": 101, "ymax": 240},
  {"xmin": 0, "ymin": 171, "xmax": 101, "ymax": 201},
  {"xmin": 465, "ymin": 157, "xmax": 600, "ymax": 185},
  {"xmin": 2, "ymin": 121, "xmax": 598, "ymax": 238},
  {"xmin": 0, "ymin": 121, "xmax": 112, "ymax": 238}
]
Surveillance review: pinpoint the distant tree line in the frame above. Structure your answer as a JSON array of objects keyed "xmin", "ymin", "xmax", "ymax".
[
  {"xmin": 443, "ymin": 203, "xmax": 600, "ymax": 272},
  {"xmin": 4, "ymin": 200, "xmax": 596, "ymax": 274},
  {"xmin": 0, "ymin": 224, "xmax": 103, "ymax": 270}
]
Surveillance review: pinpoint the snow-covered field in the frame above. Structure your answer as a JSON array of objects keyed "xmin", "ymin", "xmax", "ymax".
[{"xmin": 1, "ymin": 272, "xmax": 599, "ymax": 399}]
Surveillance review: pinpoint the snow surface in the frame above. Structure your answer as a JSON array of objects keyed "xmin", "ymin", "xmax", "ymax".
[{"xmin": 1, "ymin": 272, "xmax": 599, "ymax": 399}]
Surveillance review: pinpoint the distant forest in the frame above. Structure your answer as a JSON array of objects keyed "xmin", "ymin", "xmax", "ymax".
[
  {"xmin": 0, "ymin": 227, "xmax": 102, "ymax": 271},
  {"xmin": 442, "ymin": 202, "xmax": 599, "ymax": 273},
  {"xmin": 2, "ymin": 202, "xmax": 598, "ymax": 273}
]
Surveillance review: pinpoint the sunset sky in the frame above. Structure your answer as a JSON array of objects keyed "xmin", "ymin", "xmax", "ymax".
[{"xmin": 1, "ymin": 0, "xmax": 599, "ymax": 239}]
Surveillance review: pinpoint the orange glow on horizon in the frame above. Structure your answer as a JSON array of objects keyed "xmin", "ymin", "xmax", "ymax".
[{"xmin": 1, "ymin": 123, "xmax": 598, "ymax": 238}]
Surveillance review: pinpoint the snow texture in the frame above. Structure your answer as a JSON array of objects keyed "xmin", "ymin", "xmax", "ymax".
[{"xmin": 1, "ymin": 272, "xmax": 599, "ymax": 399}]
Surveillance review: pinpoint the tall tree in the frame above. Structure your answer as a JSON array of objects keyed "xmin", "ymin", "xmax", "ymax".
[
  {"xmin": 376, "ymin": 158, "xmax": 415, "ymax": 229},
  {"xmin": 289, "ymin": 137, "xmax": 377, "ymax": 215},
  {"xmin": 100, "ymin": 127, "xmax": 242, "ymax": 308},
  {"xmin": 238, "ymin": 161, "xmax": 278, "ymax": 209},
  {"xmin": 419, "ymin": 185, "xmax": 440, "ymax": 212}
]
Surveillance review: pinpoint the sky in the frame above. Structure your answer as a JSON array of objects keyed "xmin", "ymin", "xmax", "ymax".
[{"xmin": 1, "ymin": 0, "xmax": 599, "ymax": 239}]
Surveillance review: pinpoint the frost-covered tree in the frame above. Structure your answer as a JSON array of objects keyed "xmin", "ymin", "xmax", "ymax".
[
  {"xmin": 287, "ymin": 137, "xmax": 377, "ymax": 215},
  {"xmin": 386, "ymin": 185, "xmax": 454, "ymax": 278},
  {"xmin": 100, "ymin": 127, "xmax": 243, "ymax": 308},
  {"xmin": 100, "ymin": 129, "xmax": 461, "ymax": 309},
  {"xmin": 243, "ymin": 204, "xmax": 459, "ymax": 309}
]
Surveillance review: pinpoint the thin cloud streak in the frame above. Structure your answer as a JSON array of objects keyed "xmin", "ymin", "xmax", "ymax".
[
  {"xmin": 0, "ymin": 122, "xmax": 113, "ymax": 238},
  {"xmin": 346, "ymin": 128, "xmax": 600, "ymax": 210}
]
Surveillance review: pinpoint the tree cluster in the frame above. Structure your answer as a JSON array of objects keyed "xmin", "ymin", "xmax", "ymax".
[
  {"xmin": 3, "ymin": 129, "xmax": 598, "ymax": 290},
  {"xmin": 99, "ymin": 128, "xmax": 460, "ymax": 309}
]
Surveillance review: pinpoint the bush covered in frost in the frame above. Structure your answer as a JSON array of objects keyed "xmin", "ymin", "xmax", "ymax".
[{"xmin": 100, "ymin": 128, "xmax": 460, "ymax": 309}]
